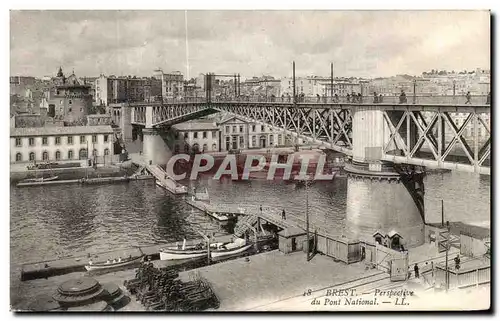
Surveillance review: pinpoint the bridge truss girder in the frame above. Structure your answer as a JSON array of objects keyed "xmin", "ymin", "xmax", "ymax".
[
  {"xmin": 382, "ymin": 107, "xmax": 490, "ymax": 175},
  {"xmin": 213, "ymin": 103, "xmax": 354, "ymax": 155},
  {"xmin": 129, "ymin": 102, "xmax": 490, "ymax": 175}
]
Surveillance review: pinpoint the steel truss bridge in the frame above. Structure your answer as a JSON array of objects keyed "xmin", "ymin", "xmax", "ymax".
[{"xmin": 130, "ymin": 100, "xmax": 490, "ymax": 175}]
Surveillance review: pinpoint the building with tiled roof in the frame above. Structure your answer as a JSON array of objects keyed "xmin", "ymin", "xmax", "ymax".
[{"xmin": 10, "ymin": 125, "xmax": 114, "ymax": 164}]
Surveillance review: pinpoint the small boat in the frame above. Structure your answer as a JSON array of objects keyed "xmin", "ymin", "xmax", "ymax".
[
  {"xmin": 210, "ymin": 238, "xmax": 253, "ymax": 258},
  {"xmin": 159, "ymin": 239, "xmax": 215, "ymax": 261},
  {"xmin": 206, "ymin": 211, "xmax": 229, "ymax": 222},
  {"xmin": 84, "ymin": 255, "xmax": 143, "ymax": 271},
  {"xmin": 22, "ymin": 175, "xmax": 59, "ymax": 183}
]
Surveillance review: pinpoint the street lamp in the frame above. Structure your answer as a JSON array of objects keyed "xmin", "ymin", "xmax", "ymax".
[
  {"xmin": 304, "ymin": 178, "xmax": 314, "ymax": 262},
  {"xmin": 413, "ymin": 79, "xmax": 417, "ymax": 104}
]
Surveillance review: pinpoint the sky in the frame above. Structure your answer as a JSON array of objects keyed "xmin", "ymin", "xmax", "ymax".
[{"xmin": 10, "ymin": 10, "xmax": 491, "ymax": 79}]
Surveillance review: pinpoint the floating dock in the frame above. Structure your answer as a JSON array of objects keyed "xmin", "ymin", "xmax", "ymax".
[{"xmin": 16, "ymin": 175, "xmax": 153, "ymax": 188}]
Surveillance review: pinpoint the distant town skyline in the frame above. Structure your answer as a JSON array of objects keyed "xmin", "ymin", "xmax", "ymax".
[{"xmin": 10, "ymin": 10, "xmax": 490, "ymax": 79}]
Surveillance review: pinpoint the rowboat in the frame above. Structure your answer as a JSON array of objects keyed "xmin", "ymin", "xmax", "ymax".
[
  {"xmin": 159, "ymin": 247, "xmax": 208, "ymax": 261},
  {"xmin": 84, "ymin": 255, "xmax": 143, "ymax": 271},
  {"xmin": 206, "ymin": 211, "xmax": 229, "ymax": 222},
  {"xmin": 159, "ymin": 239, "xmax": 216, "ymax": 261},
  {"xmin": 22, "ymin": 175, "xmax": 59, "ymax": 183},
  {"xmin": 210, "ymin": 238, "xmax": 253, "ymax": 258}
]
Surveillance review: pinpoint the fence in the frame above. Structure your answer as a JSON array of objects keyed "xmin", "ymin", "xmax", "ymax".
[
  {"xmin": 435, "ymin": 263, "xmax": 490, "ymax": 290},
  {"xmin": 316, "ymin": 235, "xmax": 361, "ymax": 264},
  {"xmin": 164, "ymin": 95, "xmax": 490, "ymax": 106}
]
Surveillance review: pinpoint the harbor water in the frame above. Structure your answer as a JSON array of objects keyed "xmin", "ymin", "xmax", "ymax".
[{"xmin": 10, "ymin": 170, "xmax": 490, "ymax": 289}]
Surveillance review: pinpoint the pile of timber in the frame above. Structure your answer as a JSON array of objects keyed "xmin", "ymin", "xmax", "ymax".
[{"xmin": 124, "ymin": 262, "xmax": 219, "ymax": 311}]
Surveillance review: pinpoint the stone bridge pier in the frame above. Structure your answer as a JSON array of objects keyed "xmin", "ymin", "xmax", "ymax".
[
  {"xmin": 345, "ymin": 106, "xmax": 424, "ymax": 248},
  {"xmin": 142, "ymin": 106, "xmax": 173, "ymax": 166}
]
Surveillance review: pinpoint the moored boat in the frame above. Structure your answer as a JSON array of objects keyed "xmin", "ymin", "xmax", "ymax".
[
  {"xmin": 206, "ymin": 211, "xmax": 229, "ymax": 222},
  {"xmin": 84, "ymin": 255, "xmax": 143, "ymax": 271},
  {"xmin": 210, "ymin": 238, "xmax": 253, "ymax": 258},
  {"xmin": 22, "ymin": 175, "xmax": 59, "ymax": 183},
  {"xmin": 159, "ymin": 239, "xmax": 215, "ymax": 261}
]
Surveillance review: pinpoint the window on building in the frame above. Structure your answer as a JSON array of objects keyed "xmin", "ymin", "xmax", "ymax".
[
  {"xmin": 55, "ymin": 137, "xmax": 61, "ymax": 145},
  {"xmin": 69, "ymin": 100, "xmax": 72, "ymax": 105},
  {"xmin": 80, "ymin": 136, "xmax": 86, "ymax": 144},
  {"xmin": 225, "ymin": 126, "xmax": 230, "ymax": 133},
  {"xmin": 203, "ymin": 132, "xmax": 207, "ymax": 139},
  {"xmin": 226, "ymin": 137, "xmax": 230, "ymax": 143},
  {"xmin": 239, "ymin": 136, "xmax": 244, "ymax": 145},
  {"xmin": 104, "ymin": 135, "xmax": 109, "ymax": 143},
  {"xmin": 104, "ymin": 148, "xmax": 110, "ymax": 156},
  {"xmin": 29, "ymin": 152, "xmax": 35, "ymax": 161},
  {"xmin": 252, "ymin": 125, "xmax": 256, "ymax": 132},
  {"xmin": 55, "ymin": 151, "xmax": 61, "ymax": 160},
  {"xmin": 68, "ymin": 150, "xmax": 74, "ymax": 159},
  {"xmin": 261, "ymin": 125, "xmax": 265, "ymax": 132},
  {"xmin": 278, "ymin": 134, "xmax": 282, "ymax": 145},
  {"xmin": 92, "ymin": 135, "xmax": 97, "ymax": 143},
  {"xmin": 194, "ymin": 132, "xmax": 198, "ymax": 139},
  {"xmin": 42, "ymin": 137, "xmax": 48, "ymax": 145},
  {"xmin": 16, "ymin": 153, "xmax": 22, "ymax": 162},
  {"xmin": 15, "ymin": 138, "xmax": 21, "ymax": 147},
  {"xmin": 93, "ymin": 149, "xmax": 98, "ymax": 156},
  {"xmin": 252, "ymin": 135, "xmax": 256, "ymax": 146},
  {"xmin": 42, "ymin": 151, "xmax": 49, "ymax": 161},
  {"xmin": 232, "ymin": 126, "xmax": 236, "ymax": 133},
  {"xmin": 184, "ymin": 144, "xmax": 189, "ymax": 153},
  {"xmin": 270, "ymin": 135, "xmax": 274, "ymax": 145},
  {"xmin": 184, "ymin": 133, "xmax": 188, "ymax": 139},
  {"xmin": 68, "ymin": 136, "xmax": 73, "ymax": 144}
]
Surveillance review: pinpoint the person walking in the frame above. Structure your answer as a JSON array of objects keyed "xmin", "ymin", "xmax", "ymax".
[
  {"xmin": 379, "ymin": 94, "xmax": 384, "ymax": 103},
  {"xmin": 373, "ymin": 92, "xmax": 378, "ymax": 104},
  {"xmin": 465, "ymin": 91, "xmax": 472, "ymax": 104},
  {"xmin": 282, "ymin": 209, "xmax": 286, "ymax": 220},
  {"xmin": 414, "ymin": 263, "xmax": 419, "ymax": 278},
  {"xmin": 454, "ymin": 254, "xmax": 461, "ymax": 270},
  {"xmin": 316, "ymin": 94, "xmax": 320, "ymax": 103},
  {"xmin": 399, "ymin": 90, "xmax": 407, "ymax": 104}
]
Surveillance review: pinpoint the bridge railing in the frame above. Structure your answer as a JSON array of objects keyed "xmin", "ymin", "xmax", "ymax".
[{"xmin": 163, "ymin": 95, "xmax": 490, "ymax": 105}]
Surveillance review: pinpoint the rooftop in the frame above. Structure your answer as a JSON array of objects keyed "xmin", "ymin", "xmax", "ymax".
[
  {"xmin": 10, "ymin": 125, "xmax": 114, "ymax": 137},
  {"xmin": 172, "ymin": 122, "xmax": 218, "ymax": 131},
  {"xmin": 87, "ymin": 114, "xmax": 111, "ymax": 118},
  {"xmin": 277, "ymin": 227, "xmax": 307, "ymax": 238}
]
